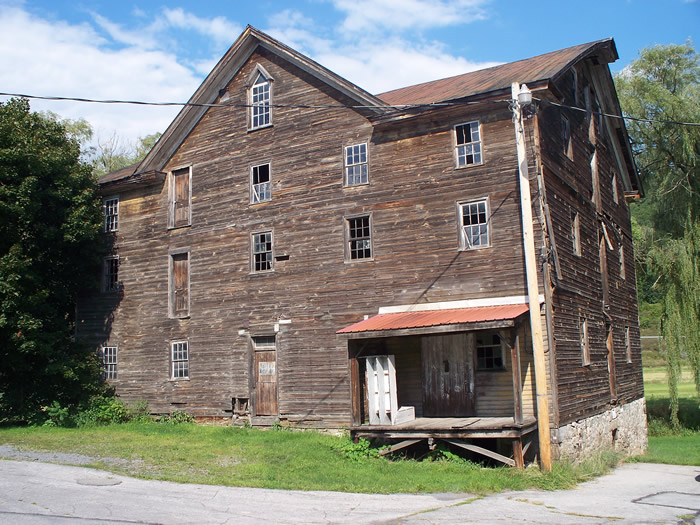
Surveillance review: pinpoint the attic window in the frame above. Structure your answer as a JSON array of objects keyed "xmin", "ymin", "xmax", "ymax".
[
  {"xmin": 455, "ymin": 121, "xmax": 482, "ymax": 167},
  {"xmin": 250, "ymin": 72, "xmax": 271, "ymax": 130},
  {"xmin": 561, "ymin": 115, "xmax": 572, "ymax": 160}
]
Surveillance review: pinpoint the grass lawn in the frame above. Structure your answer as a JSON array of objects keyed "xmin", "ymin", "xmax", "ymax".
[
  {"xmin": 0, "ymin": 423, "xmax": 617, "ymax": 494},
  {"xmin": 641, "ymin": 365, "xmax": 700, "ymax": 466}
]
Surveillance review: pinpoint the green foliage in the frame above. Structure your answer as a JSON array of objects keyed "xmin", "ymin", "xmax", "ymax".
[
  {"xmin": 90, "ymin": 132, "xmax": 162, "ymax": 177},
  {"xmin": 76, "ymin": 395, "xmax": 131, "ymax": 426},
  {"xmin": 333, "ymin": 437, "xmax": 381, "ymax": 462},
  {"xmin": 0, "ymin": 98, "xmax": 105, "ymax": 423},
  {"xmin": 156, "ymin": 411, "xmax": 195, "ymax": 424},
  {"xmin": 41, "ymin": 401, "xmax": 72, "ymax": 428},
  {"xmin": 617, "ymin": 43, "xmax": 700, "ymax": 426}
]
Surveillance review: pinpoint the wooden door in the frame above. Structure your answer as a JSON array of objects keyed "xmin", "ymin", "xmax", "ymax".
[
  {"xmin": 171, "ymin": 253, "xmax": 188, "ymax": 317},
  {"xmin": 421, "ymin": 333, "xmax": 475, "ymax": 417},
  {"xmin": 173, "ymin": 168, "xmax": 190, "ymax": 228},
  {"xmin": 254, "ymin": 349, "xmax": 278, "ymax": 416}
]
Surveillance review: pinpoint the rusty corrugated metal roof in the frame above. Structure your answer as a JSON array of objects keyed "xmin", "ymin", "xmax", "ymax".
[
  {"xmin": 337, "ymin": 304, "xmax": 529, "ymax": 334},
  {"xmin": 377, "ymin": 39, "xmax": 615, "ymax": 105}
]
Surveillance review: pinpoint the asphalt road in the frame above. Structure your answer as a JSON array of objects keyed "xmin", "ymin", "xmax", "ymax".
[{"xmin": 0, "ymin": 457, "xmax": 698, "ymax": 524}]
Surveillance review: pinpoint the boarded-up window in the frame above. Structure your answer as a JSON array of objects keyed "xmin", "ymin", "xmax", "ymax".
[
  {"xmin": 580, "ymin": 316, "xmax": 591, "ymax": 366},
  {"xmin": 101, "ymin": 345, "xmax": 118, "ymax": 380},
  {"xmin": 170, "ymin": 167, "xmax": 191, "ymax": 228},
  {"xmin": 561, "ymin": 115, "xmax": 572, "ymax": 160},
  {"xmin": 455, "ymin": 121, "xmax": 482, "ymax": 167},
  {"xmin": 170, "ymin": 251, "xmax": 189, "ymax": 317},
  {"xmin": 103, "ymin": 196, "xmax": 119, "ymax": 232},
  {"xmin": 171, "ymin": 341, "xmax": 189, "ymax": 379}
]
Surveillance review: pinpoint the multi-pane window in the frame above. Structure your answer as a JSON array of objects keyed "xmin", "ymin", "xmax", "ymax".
[
  {"xmin": 103, "ymin": 256, "xmax": 119, "ymax": 292},
  {"xmin": 580, "ymin": 316, "xmax": 591, "ymax": 366},
  {"xmin": 459, "ymin": 199, "xmax": 489, "ymax": 249},
  {"xmin": 169, "ymin": 251, "xmax": 189, "ymax": 317},
  {"xmin": 476, "ymin": 332, "xmax": 505, "ymax": 370},
  {"xmin": 344, "ymin": 143, "xmax": 368, "ymax": 186},
  {"xmin": 171, "ymin": 341, "xmax": 189, "ymax": 379},
  {"xmin": 103, "ymin": 197, "xmax": 119, "ymax": 232},
  {"xmin": 455, "ymin": 121, "xmax": 482, "ymax": 167},
  {"xmin": 250, "ymin": 72, "xmax": 271, "ymax": 129},
  {"xmin": 252, "ymin": 231, "xmax": 273, "ymax": 272},
  {"xmin": 101, "ymin": 346, "xmax": 118, "ymax": 380},
  {"xmin": 571, "ymin": 211, "xmax": 581, "ymax": 256},
  {"xmin": 251, "ymin": 164, "xmax": 271, "ymax": 203},
  {"xmin": 346, "ymin": 215, "xmax": 372, "ymax": 260}
]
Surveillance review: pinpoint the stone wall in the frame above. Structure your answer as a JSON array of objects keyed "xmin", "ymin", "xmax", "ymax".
[{"xmin": 552, "ymin": 397, "xmax": 648, "ymax": 460}]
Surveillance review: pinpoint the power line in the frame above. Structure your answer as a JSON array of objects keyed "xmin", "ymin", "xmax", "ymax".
[{"xmin": 2, "ymin": 91, "xmax": 698, "ymax": 128}]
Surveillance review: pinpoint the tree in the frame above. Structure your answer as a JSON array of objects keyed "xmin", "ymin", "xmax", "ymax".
[
  {"xmin": 92, "ymin": 131, "xmax": 162, "ymax": 177},
  {"xmin": 0, "ymin": 98, "xmax": 105, "ymax": 422},
  {"xmin": 616, "ymin": 42, "xmax": 700, "ymax": 425}
]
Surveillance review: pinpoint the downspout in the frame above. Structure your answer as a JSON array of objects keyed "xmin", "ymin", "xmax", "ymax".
[{"xmin": 511, "ymin": 82, "xmax": 552, "ymax": 471}]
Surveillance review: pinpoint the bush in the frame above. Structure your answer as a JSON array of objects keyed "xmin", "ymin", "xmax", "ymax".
[
  {"xmin": 156, "ymin": 410, "xmax": 195, "ymax": 424},
  {"xmin": 334, "ymin": 437, "xmax": 381, "ymax": 461},
  {"xmin": 76, "ymin": 395, "xmax": 131, "ymax": 426}
]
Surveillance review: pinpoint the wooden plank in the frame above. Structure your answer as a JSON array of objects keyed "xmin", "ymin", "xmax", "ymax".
[
  {"xmin": 378, "ymin": 439, "xmax": 422, "ymax": 456},
  {"xmin": 445, "ymin": 439, "xmax": 516, "ymax": 467},
  {"xmin": 512, "ymin": 438, "xmax": 524, "ymax": 469},
  {"xmin": 508, "ymin": 328, "xmax": 523, "ymax": 424}
]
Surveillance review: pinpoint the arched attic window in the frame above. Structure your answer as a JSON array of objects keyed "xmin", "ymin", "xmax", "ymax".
[{"xmin": 248, "ymin": 65, "xmax": 273, "ymax": 130}]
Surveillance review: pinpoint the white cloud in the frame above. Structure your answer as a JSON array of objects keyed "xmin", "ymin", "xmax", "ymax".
[
  {"xmin": 0, "ymin": 5, "xmax": 201, "ymax": 144},
  {"xmin": 333, "ymin": 0, "xmax": 490, "ymax": 33},
  {"xmin": 162, "ymin": 8, "xmax": 242, "ymax": 48}
]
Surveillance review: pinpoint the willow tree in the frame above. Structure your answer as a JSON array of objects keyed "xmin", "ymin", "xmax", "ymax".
[{"xmin": 616, "ymin": 42, "xmax": 700, "ymax": 424}]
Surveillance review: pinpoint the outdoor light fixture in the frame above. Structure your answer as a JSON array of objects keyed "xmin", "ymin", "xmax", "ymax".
[{"xmin": 517, "ymin": 84, "xmax": 532, "ymax": 107}]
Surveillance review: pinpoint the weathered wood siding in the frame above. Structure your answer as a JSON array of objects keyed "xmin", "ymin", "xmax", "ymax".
[{"xmin": 538, "ymin": 63, "xmax": 644, "ymax": 427}]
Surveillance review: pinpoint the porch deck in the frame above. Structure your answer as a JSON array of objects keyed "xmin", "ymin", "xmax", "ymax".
[{"xmin": 351, "ymin": 415, "xmax": 537, "ymax": 440}]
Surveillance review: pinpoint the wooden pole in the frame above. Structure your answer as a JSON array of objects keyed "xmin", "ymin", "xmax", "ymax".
[{"xmin": 511, "ymin": 82, "xmax": 552, "ymax": 471}]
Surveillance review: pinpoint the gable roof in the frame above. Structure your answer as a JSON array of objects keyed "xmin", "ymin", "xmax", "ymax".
[
  {"xmin": 136, "ymin": 25, "xmax": 387, "ymax": 176},
  {"xmin": 377, "ymin": 39, "xmax": 618, "ymax": 106}
]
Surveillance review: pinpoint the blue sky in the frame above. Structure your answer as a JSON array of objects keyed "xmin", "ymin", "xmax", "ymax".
[{"xmin": 1, "ymin": 0, "xmax": 697, "ymax": 144}]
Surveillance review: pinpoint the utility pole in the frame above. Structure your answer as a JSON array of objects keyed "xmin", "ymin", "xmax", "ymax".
[{"xmin": 511, "ymin": 82, "xmax": 552, "ymax": 471}]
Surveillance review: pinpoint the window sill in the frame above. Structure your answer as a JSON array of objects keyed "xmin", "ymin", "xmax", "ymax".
[
  {"xmin": 344, "ymin": 257, "xmax": 374, "ymax": 264},
  {"xmin": 459, "ymin": 245, "xmax": 491, "ymax": 252},
  {"xmin": 247, "ymin": 123, "xmax": 273, "ymax": 133},
  {"xmin": 169, "ymin": 377, "xmax": 190, "ymax": 382},
  {"xmin": 343, "ymin": 181, "xmax": 370, "ymax": 189},
  {"xmin": 169, "ymin": 315, "xmax": 191, "ymax": 320},
  {"xmin": 168, "ymin": 224, "xmax": 192, "ymax": 231},
  {"xmin": 455, "ymin": 162, "xmax": 483, "ymax": 170}
]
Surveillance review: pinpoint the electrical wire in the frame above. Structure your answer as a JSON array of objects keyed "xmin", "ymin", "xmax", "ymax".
[{"xmin": 1, "ymin": 90, "xmax": 697, "ymax": 127}]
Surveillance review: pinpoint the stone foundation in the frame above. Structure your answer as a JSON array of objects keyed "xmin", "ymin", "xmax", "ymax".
[{"xmin": 553, "ymin": 397, "xmax": 648, "ymax": 461}]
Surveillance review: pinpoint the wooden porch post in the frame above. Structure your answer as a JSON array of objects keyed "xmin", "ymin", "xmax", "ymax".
[
  {"xmin": 509, "ymin": 328, "xmax": 523, "ymax": 425},
  {"xmin": 349, "ymin": 354, "xmax": 362, "ymax": 426}
]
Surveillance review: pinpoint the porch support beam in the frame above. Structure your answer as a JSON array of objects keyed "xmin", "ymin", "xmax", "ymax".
[
  {"xmin": 445, "ymin": 439, "xmax": 516, "ymax": 467},
  {"xmin": 349, "ymin": 355, "xmax": 361, "ymax": 426},
  {"xmin": 508, "ymin": 328, "xmax": 524, "ymax": 425},
  {"xmin": 378, "ymin": 439, "xmax": 423, "ymax": 456},
  {"xmin": 512, "ymin": 439, "xmax": 524, "ymax": 469}
]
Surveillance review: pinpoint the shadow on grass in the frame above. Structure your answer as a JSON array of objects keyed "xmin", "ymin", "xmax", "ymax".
[{"xmin": 646, "ymin": 397, "xmax": 700, "ymax": 435}]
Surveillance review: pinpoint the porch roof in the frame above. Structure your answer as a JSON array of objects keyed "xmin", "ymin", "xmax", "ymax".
[{"xmin": 337, "ymin": 304, "xmax": 529, "ymax": 338}]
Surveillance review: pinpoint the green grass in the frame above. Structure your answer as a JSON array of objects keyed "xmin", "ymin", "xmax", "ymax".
[
  {"xmin": 640, "ymin": 365, "xmax": 700, "ymax": 466},
  {"xmin": 0, "ymin": 423, "xmax": 619, "ymax": 494}
]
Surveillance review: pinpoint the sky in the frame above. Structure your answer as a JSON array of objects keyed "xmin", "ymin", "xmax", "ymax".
[{"xmin": 0, "ymin": 0, "xmax": 697, "ymax": 146}]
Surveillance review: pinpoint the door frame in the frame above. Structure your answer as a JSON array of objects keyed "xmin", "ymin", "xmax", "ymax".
[{"xmin": 249, "ymin": 335, "xmax": 279, "ymax": 417}]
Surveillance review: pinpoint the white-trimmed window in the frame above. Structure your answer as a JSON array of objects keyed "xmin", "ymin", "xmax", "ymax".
[
  {"xmin": 171, "ymin": 341, "xmax": 189, "ymax": 379},
  {"xmin": 346, "ymin": 215, "xmax": 372, "ymax": 261},
  {"xmin": 459, "ymin": 199, "xmax": 489, "ymax": 249},
  {"xmin": 455, "ymin": 121, "xmax": 482, "ymax": 167},
  {"xmin": 101, "ymin": 345, "xmax": 118, "ymax": 380},
  {"xmin": 580, "ymin": 316, "xmax": 591, "ymax": 366},
  {"xmin": 169, "ymin": 249, "xmax": 190, "ymax": 318},
  {"xmin": 252, "ymin": 231, "xmax": 273, "ymax": 272},
  {"xmin": 344, "ymin": 143, "xmax": 368, "ymax": 186},
  {"xmin": 561, "ymin": 115, "xmax": 572, "ymax": 159},
  {"xmin": 476, "ymin": 332, "xmax": 505, "ymax": 370},
  {"xmin": 571, "ymin": 210, "xmax": 581, "ymax": 257},
  {"xmin": 250, "ymin": 71, "xmax": 271, "ymax": 130},
  {"xmin": 103, "ymin": 196, "xmax": 119, "ymax": 232},
  {"xmin": 102, "ymin": 255, "xmax": 119, "ymax": 292},
  {"xmin": 251, "ymin": 163, "xmax": 271, "ymax": 203}
]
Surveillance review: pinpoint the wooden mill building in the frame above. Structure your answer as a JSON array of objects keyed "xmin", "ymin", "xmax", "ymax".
[{"xmin": 78, "ymin": 26, "xmax": 647, "ymax": 466}]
